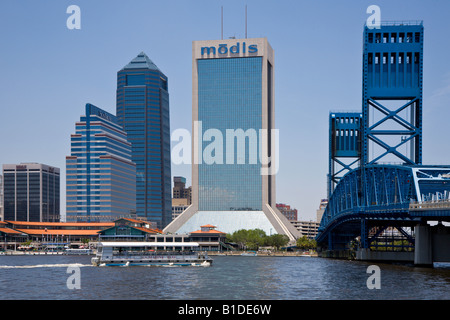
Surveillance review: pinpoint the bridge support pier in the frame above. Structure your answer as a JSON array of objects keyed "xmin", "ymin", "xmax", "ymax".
[
  {"xmin": 361, "ymin": 218, "xmax": 369, "ymax": 249},
  {"xmin": 356, "ymin": 248, "xmax": 414, "ymax": 262},
  {"xmin": 414, "ymin": 224, "xmax": 432, "ymax": 266},
  {"xmin": 414, "ymin": 223, "xmax": 450, "ymax": 266}
]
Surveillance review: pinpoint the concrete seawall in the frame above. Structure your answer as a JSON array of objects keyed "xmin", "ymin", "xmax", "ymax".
[{"xmin": 209, "ymin": 251, "xmax": 318, "ymax": 257}]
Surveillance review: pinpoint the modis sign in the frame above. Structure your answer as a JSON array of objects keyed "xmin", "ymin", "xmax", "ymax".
[{"xmin": 201, "ymin": 42, "xmax": 258, "ymax": 56}]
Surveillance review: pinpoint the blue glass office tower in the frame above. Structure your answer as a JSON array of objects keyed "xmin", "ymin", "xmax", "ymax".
[
  {"xmin": 164, "ymin": 38, "xmax": 299, "ymax": 241},
  {"xmin": 66, "ymin": 104, "xmax": 136, "ymax": 222},
  {"xmin": 116, "ymin": 52, "xmax": 171, "ymax": 229}
]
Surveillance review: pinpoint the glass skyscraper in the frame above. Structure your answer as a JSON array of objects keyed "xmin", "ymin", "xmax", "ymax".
[
  {"xmin": 66, "ymin": 103, "xmax": 136, "ymax": 222},
  {"xmin": 3, "ymin": 163, "xmax": 60, "ymax": 222},
  {"xmin": 116, "ymin": 52, "xmax": 171, "ymax": 229},
  {"xmin": 197, "ymin": 57, "xmax": 263, "ymax": 211},
  {"xmin": 165, "ymin": 38, "xmax": 299, "ymax": 241}
]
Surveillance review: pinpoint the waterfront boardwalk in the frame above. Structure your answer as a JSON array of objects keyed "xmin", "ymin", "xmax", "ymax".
[
  {"xmin": 1, "ymin": 250, "xmax": 318, "ymax": 257},
  {"xmin": 1, "ymin": 251, "xmax": 66, "ymax": 256}
]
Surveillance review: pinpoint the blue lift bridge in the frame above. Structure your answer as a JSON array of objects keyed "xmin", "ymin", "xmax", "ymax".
[{"xmin": 317, "ymin": 21, "xmax": 450, "ymax": 266}]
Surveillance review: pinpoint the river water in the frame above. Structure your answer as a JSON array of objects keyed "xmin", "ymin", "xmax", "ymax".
[{"xmin": 0, "ymin": 254, "xmax": 449, "ymax": 300}]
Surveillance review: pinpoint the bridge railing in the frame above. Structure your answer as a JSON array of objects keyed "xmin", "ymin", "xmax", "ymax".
[{"xmin": 409, "ymin": 199, "xmax": 450, "ymax": 211}]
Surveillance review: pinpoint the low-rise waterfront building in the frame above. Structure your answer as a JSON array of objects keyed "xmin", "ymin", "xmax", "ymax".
[
  {"xmin": 0, "ymin": 220, "xmax": 114, "ymax": 250},
  {"xmin": 0, "ymin": 175, "xmax": 3, "ymax": 220},
  {"xmin": 97, "ymin": 218, "xmax": 161, "ymax": 242},
  {"xmin": 189, "ymin": 224, "xmax": 227, "ymax": 251},
  {"xmin": 0, "ymin": 221, "xmax": 27, "ymax": 247},
  {"xmin": 0, "ymin": 219, "xmax": 231, "ymax": 252}
]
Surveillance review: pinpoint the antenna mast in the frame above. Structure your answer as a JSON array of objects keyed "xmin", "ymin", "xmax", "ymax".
[
  {"xmin": 245, "ymin": 5, "xmax": 247, "ymax": 38},
  {"xmin": 221, "ymin": 6, "xmax": 224, "ymax": 40}
]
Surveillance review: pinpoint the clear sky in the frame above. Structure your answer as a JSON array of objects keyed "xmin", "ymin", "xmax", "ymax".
[{"xmin": 1, "ymin": 0, "xmax": 450, "ymax": 222}]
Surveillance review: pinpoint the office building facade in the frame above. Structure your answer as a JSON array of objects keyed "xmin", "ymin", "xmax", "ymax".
[
  {"xmin": 173, "ymin": 176, "xmax": 192, "ymax": 205},
  {"xmin": 66, "ymin": 103, "xmax": 136, "ymax": 222},
  {"xmin": 276, "ymin": 203, "xmax": 298, "ymax": 221},
  {"xmin": 291, "ymin": 220, "xmax": 320, "ymax": 240},
  {"xmin": 172, "ymin": 198, "xmax": 189, "ymax": 221},
  {"xmin": 316, "ymin": 198, "xmax": 328, "ymax": 223},
  {"xmin": 3, "ymin": 163, "xmax": 60, "ymax": 222},
  {"xmin": 164, "ymin": 38, "xmax": 299, "ymax": 241},
  {"xmin": 116, "ymin": 52, "xmax": 172, "ymax": 229},
  {"xmin": 172, "ymin": 176, "xmax": 192, "ymax": 221}
]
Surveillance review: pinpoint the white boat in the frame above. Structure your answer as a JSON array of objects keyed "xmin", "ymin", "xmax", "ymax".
[
  {"xmin": 65, "ymin": 248, "xmax": 94, "ymax": 255},
  {"xmin": 91, "ymin": 241, "xmax": 212, "ymax": 267},
  {"xmin": 241, "ymin": 251, "xmax": 258, "ymax": 256}
]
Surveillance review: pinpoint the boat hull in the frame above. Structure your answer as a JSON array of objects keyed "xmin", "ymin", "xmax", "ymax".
[{"xmin": 92, "ymin": 257, "xmax": 212, "ymax": 267}]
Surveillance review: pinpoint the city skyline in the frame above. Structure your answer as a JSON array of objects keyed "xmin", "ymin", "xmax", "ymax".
[{"xmin": 2, "ymin": 1, "xmax": 450, "ymax": 222}]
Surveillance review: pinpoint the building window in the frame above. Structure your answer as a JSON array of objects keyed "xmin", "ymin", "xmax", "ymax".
[{"xmin": 126, "ymin": 74, "xmax": 145, "ymax": 86}]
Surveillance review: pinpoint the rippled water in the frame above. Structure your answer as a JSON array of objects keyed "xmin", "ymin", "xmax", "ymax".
[{"xmin": 0, "ymin": 255, "xmax": 449, "ymax": 300}]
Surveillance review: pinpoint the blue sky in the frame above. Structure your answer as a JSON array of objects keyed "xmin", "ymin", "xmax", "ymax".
[{"xmin": 1, "ymin": 0, "xmax": 450, "ymax": 221}]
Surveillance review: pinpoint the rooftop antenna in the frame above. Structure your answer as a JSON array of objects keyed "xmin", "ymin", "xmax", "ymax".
[
  {"xmin": 221, "ymin": 6, "xmax": 223, "ymax": 40},
  {"xmin": 245, "ymin": 5, "xmax": 247, "ymax": 38}
]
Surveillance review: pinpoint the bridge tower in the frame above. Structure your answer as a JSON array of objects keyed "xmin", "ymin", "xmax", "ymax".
[
  {"xmin": 319, "ymin": 22, "xmax": 430, "ymax": 258},
  {"xmin": 328, "ymin": 112, "xmax": 362, "ymax": 198},
  {"xmin": 362, "ymin": 22, "xmax": 424, "ymax": 166}
]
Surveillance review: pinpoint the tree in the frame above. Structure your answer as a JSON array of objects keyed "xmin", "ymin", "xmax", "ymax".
[
  {"xmin": 227, "ymin": 229, "xmax": 268, "ymax": 251},
  {"xmin": 247, "ymin": 229, "xmax": 267, "ymax": 250},
  {"xmin": 265, "ymin": 234, "xmax": 289, "ymax": 250},
  {"xmin": 296, "ymin": 236, "xmax": 316, "ymax": 250},
  {"xmin": 226, "ymin": 229, "xmax": 293, "ymax": 251},
  {"xmin": 227, "ymin": 229, "xmax": 249, "ymax": 250}
]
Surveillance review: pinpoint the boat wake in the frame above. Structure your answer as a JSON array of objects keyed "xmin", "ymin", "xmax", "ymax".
[{"xmin": 0, "ymin": 263, "xmax": 91, "ymax": 269}]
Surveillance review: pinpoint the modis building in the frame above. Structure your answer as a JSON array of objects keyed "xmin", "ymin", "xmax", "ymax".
[{"xmin": 165, "ymin": 38, "xmax": 300, "ymax": 242}]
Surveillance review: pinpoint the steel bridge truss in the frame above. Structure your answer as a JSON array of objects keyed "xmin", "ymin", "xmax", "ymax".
[
  {"xmin": 318, "ymin": 164, "xmax": 450, "ymax": 250},
  {"xmin": 365, "ymin": 97, "xmax": 421, "ymax": 165},
  {"xmin": 318, "ymin": 164, "xmax": 420, "ymax": 250},
  {"xmin": 366, "ymin": 224, "xmax": 415, "ymax": 251}
]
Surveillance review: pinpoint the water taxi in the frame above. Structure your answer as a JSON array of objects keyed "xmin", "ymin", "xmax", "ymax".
[
  {"xmin": 65, "ymin": 248, "xmax": 94, "ymax": 255},
  {"xmin": 91, "ymin": 241, "xmax": 212, "ymax": 267}
]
